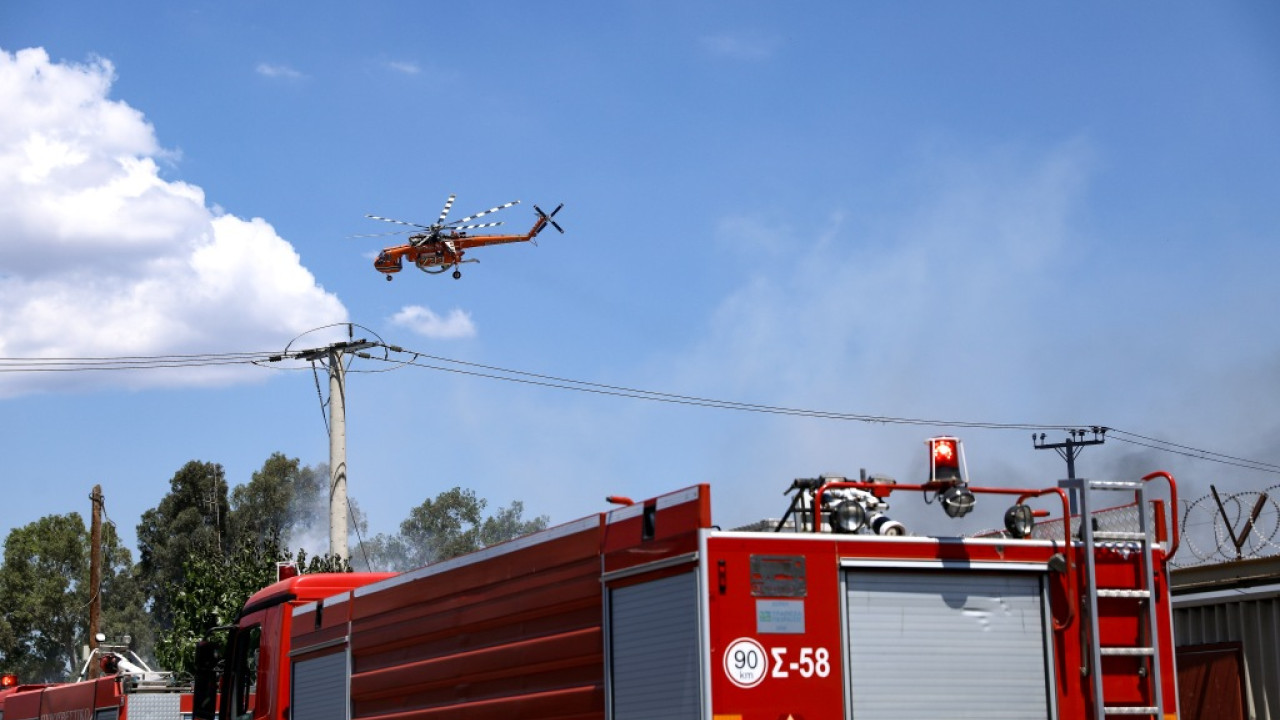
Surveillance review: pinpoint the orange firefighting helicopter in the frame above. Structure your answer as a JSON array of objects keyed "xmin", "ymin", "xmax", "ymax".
[{"xmin": 356, "ymin": 195, "xmax": 564, "ymax": 280}]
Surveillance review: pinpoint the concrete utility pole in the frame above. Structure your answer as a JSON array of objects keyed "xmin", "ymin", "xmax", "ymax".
[
  {"xmin": 295, "ymin": 336, "xmax": 375, "ymax": 561},
  {"xmin": 328, "ymin": 344, "xmax": 350, "ymax": 560},
  {"xmin": 88, "ymin": 485, "xmax": 103, "ymax": 679}
]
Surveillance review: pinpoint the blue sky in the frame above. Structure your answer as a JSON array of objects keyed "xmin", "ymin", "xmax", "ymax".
[{"xmin": 2, "ymin": 2, "xmax": 1278, "ymax": 557}]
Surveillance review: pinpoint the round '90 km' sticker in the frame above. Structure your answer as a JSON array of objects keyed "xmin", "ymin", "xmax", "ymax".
[{"xmin": 723, "ymin": 637, "xmax": 768, "ymax": 688}]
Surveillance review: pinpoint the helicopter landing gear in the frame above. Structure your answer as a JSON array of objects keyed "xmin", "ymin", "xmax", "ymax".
[{"xmin": 452, "ymin": 270, "xmax": 462, "ymax": 279}]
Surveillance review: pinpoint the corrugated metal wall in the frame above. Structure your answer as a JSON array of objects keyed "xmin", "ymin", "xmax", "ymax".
[{"xmin": 1174, "ymin": 594, "xmax": 1280, "ymax": 720}]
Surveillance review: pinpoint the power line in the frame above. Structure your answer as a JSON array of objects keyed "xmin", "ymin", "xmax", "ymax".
[
  {"xmin": 366, "ymin": 344, "xmax": 1280, "ymax": 475},
  {"xmin": 368, "ymin": 349, "xmax": 1076, "ymax": 430},
  {"xmin": 0, "ymin": 351, "xmax": 276, "ymax": 372},
  {"xmin": 4, "ymin": 345, "xmax": 1278, "ymax": 475},
  {"xmin": 1107, "ymin": 431, "xmax": 1280, "ymax": 473}
]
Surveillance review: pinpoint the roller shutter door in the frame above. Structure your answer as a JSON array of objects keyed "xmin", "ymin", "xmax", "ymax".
[
  {"xmin": 609, "ymin": 572, "xmax": 701, "ymax": 719},
  {"xmin": 845, "ymin": 570, "xmax": 1054, "ymax": 719},
  {"xmin": 292, "ymin": 651, "xmax": 349, "ymax": 720}
]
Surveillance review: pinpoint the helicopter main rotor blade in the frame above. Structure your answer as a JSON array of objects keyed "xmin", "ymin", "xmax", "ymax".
[
  {"xmin": 450, "ymin": 200, "xmax": 520, "ymax": 227},
  {"xmin": 436, "ymin": 194, "xmax": 456, "ymax": 226},
  {"xmin": 451, "ymin": 221, "xmax": 505, "ymax": 231},
  {"xmin": 366, "ymin": 214, "xmax": 432, "ymax": 229},
  {"xmin": 348, "ymin": 229, "xmax": 421, "ymax": 238}
]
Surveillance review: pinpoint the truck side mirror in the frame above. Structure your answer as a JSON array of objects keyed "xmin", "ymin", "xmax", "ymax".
[{"xmin": 193, "ymin": 640, "xmax": 222, "ymax": 720}]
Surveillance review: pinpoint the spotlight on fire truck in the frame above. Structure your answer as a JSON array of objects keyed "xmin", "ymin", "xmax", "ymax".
[
  {"xmin": 1004, "ymin": 504, "xmax": 1035, "ymax": 539},
  {"xmin": 939, "ymin": 485, "xmax": 976, "ymax": 518},
  {"xmin": 825, "ymin": 483, "xmax": 905, "ymax": 536},
  {"xmin": 830, "ymin": 498, "xmax": 867, "ymax": 533},
  {"xmin": 928, "ymin": 436, "xmax": 975, "ymax": 518}
]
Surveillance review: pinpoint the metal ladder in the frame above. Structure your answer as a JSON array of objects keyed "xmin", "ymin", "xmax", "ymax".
[{"xmin": 1062, "ymin": 477, "xmax": 1166, "ymax": 718}]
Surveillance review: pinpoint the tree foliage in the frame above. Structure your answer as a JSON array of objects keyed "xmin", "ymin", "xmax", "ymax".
[
  {"xmin": 154, "ymin": 454, "xmax": 345, "ymax": 674},
  {"xmin": 3, "ymin": 453, "xmax": 545, "ymax": 680},
  {"xmin": 229, "ymin": 453, "xmax": 326, "ymax": 551},
  {"xmin": 0, "ymin": 514, "xmax": 143, "ymax": 682},
  {"xmin": 357, "ymin": 487, "xmax": 549, "ymax": 572},
  {"xmin": 156, "ymin": 535, "xmax": 352, "ymax": 676},
  {"xmin": 136, "ymin": 461, "xmax": 230, "ymax": 632},
  {"xmin": 0, "ymin": 514, "xmax": 87, "ymax": 681}
]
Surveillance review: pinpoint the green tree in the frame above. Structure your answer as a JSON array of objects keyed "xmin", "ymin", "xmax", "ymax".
[
  {"xmin": 0, "ymin": 514, "xmax": 146, "ymax": 682},
  {"xmin": 136, "ymin": 461, "xmax": 230, "ymax": 632},
  {"xmin": 229, "ymin": 454, "xmax": 327, "ymax": 550},
  {"xmin": 358, "ymin": 488, "xmax": 549, "ymax": 572},
  {"xmin": 155, "ymin": 533, "xmax": 281, "ymax": 675},
  {"xmin": 0, "ymin": 514, "xmax": 87, "ymax": 681},
  {"xmin": 155, "ymin": 537, "xmax": 351, "ymax": 676},
  {"xmin": 153, "ymin": 453, "xmax": 347, "ymax": 675}
]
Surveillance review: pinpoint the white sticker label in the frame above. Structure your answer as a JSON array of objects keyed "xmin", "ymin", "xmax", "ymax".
[
  {"xmin": 757, "ymin": 599, "xmax": 806, "ymax": 634},
  {"xmin": 723, "ymin": 637, "xmax": 769, "ymax": 688}
]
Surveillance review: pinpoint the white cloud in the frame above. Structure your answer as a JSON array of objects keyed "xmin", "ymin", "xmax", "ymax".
[
  {"xmin": 387, "ymin": 61, "xmax": 420, "ymax": 75},
  {"xmin": 256, "ymin": 62, "xmax": 304, "ymax": 80},
  {"xmin": 700, "ymin": 31, "xmax": 781, "ymax": 62},
  {"xmin": 0, "ymin": 47, "xmax": 346, "ymax": 395},
  {"xmin": 389, "ymin": 305, "xmax": 476, "ymax": 340}
]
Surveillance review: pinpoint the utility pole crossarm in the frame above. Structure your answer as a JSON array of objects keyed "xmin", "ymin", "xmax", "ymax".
[
  {"xmin": 293, "ymin": 339, "xmax": 377, "ymax": 363},
  {"xmin": 1034, "ymin": 428, "xmax": 1108, "ymax": 513}
]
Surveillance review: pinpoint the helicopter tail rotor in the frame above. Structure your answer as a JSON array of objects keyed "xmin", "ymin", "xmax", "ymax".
[{"xmin": 533, "ymin": 203, "xmax": 565, "ymax": 236}]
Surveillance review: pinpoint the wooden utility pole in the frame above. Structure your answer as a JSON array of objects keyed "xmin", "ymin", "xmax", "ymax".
[{"xmin": 88, "ymin": 485, "xmax": 103, "ymax": 679}]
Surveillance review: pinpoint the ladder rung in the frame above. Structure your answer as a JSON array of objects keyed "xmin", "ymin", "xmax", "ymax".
[
  {"xmin": 1102, "ymin": 707, "xmax": 1159, "ymax": 715},
  {"xmin": 1093, "ymin": 531, "xmax": 1147, "ymax": 542},
  {"xmin": 1089, "ymin": 480, "xmax": 1144, "ymax": 490},
  {"xmin": 1100, "ymin": 646, "xmax": 1155, "ymax": 656},
  {"xmin": 1097, "ymin": 588, "xmax": 1151, "ymax": 598}
]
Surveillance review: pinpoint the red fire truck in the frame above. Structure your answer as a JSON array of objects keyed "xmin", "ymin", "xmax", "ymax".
[
  {"xmin": 0, "ymin": 644, "xmax": 192, "ymax": 720},
  {"xmin": 191, "ymin": 436, "xmax": 1181, "ymax": 719}
]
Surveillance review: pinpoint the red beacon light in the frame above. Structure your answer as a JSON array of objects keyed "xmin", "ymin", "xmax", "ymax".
[
  {"xmin": 276, "ymin": 561, "xmax": 299, "ymax": 582},
  {"xmin": 929, "ymin": 436, "xmax": 964, "ymax": 484},
  {"xmin": 927, "ymin": 436, "xmax": 976, "ymax": 518},
  {"xmin": 1, "ymin": 672, "xmax": 18, "ymax": 689}
]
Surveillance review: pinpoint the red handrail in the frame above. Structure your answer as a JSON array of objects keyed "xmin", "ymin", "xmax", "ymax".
[
  {"xmin": 813, "ymin": 480, "xmax": 1076, "ymax": 630},
  {"xmin": 1141, "ymin": 471, "xmax": 1180, "ymax": 558}
]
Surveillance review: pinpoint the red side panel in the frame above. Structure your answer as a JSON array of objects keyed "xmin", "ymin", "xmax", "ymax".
[
  {"xmin": 292, "ymin": 590, "xmax": 357, "ymax": 653},
  {"xmin": 704, "ymin": 535, "xmax": 846, "ymax": 718},
  {"xmin": 3, "ymin": 677, "xmax": 120, "ymax": 720},
  {"xmin": 602, "ymin": 485, "xmax": 712, "ymax": 577},
  {"xmin": 343, "ymin": 515, "xmax": 607, "ymax": 720},
  {"xmin": 1, "ymin": 686, "xmax": 46, "ymax": 720}
]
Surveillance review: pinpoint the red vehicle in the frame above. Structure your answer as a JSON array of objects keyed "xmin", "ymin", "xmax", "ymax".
[
  {"xmin": 194, "ymin": 437, "xmax": 1181, "ymax": 719},
  {"xmin": 0, "ymin": 648, "xmax": 191, "ymax": 720}
]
